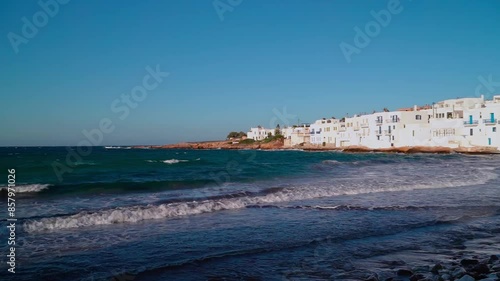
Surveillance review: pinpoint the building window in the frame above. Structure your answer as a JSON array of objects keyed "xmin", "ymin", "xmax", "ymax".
[
  {"xmin": 416, "ymin": 115, "xmax": 422, "ymax": 120},
  {"xmin": 470, "ymin": 129, "xmax": 473, "ymax": 136},
  {"xmin": 494, "ymin": 127, "xmax": 497, "ymax": 132}
]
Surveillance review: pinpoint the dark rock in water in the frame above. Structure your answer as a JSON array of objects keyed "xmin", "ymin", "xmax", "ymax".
[
  {"xmin": 441, "ymin": 273, "xmax": 451, "ymax": 280},
  {"xmin": 431, "ymin": 264, "xmax": 444, "ymax": 274},
  {"xmin": 489, "ymin": 255, "xmax": 499, "ymax": 262},
  {"xmin": 492, "ymin": 263, "xmax": 500, "ymax": 271},
  {"xmin": 384, "ymin": 278, "xmax": 394, "ymax": 281},
  {"xmin": 487, "ymin": 272, "xmax": 499, "ymax": 279},
  {"xmin": 397, "ymin": 269, "xmax": 414, "ymax": 276},
  {"xmin": 452, "ymin": 267, "xmax": 466, "ymax": 279},
  {"xmin": 413, "ymin": 266, "xmax": 431, "ymax": 273},
  {"xmin": 409, "ymin": 273, "xmax": 425, "ymax": 281},
  {"xmin": 456, "ymin": 275, "xmax": 475, "ymax": 281},
  {"xmin": 471, "ymin": 274, "xmax": 488, "ymax": 280},
  {"xmin": 460, "ymin": 259, "xmax": 479, "ymax": 267},
  {"xmin": 471, "ymin": 263, "xmax": 490, "ymax": 274}
]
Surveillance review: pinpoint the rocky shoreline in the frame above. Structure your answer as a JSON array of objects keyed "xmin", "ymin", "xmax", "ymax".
[
  {"xmin": 134, "ymin": 140, "xmax": 500, "ymax": 154},
  {"xmin": 365, "ymin": 254, "xmax": 500, "ymax": 281}
]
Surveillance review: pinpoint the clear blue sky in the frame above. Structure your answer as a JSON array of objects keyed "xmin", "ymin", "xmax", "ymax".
[{"xmin": 1, "ymin": 0, "xmax": 499, "ymax": 146}]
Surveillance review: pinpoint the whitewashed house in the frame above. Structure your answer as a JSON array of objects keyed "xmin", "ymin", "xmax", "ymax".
[
  {"xmin": 321, "ymin": 118, "xmax": 340, "ymax": 145},
  {"xmin": 310, "ymin": 120, "xmax": 324, "ymax": 145},
  {"xmin": 247, "ymin": 126, "xmax": 275, "ymax": 141},
  {"xmin": 461, "ymin": 95, "xmax": 500, "ymax": 148},
  {"xmin": 253, "ymin": 95, "xmax": 500, "ymax": 151},
  {"xmin": 290, "ymin": 125, "xmax": 311, "ymax": 146}
]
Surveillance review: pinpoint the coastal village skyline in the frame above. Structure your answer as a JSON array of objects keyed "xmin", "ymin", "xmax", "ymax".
[{"xmin": 245, "ymin": 94, "xmax": 500, "ymax": 152}]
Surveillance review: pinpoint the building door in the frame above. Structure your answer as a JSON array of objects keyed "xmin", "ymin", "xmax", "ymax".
[
  {"xmin": 488, "ymin": 138, "xmax": 492, "ymax": 146},
  {"xmin": 491, "ymin": 113, "xmax": 495, "ymax": 123},
  {"xmin": 469, "ymin": 115, "xmax": 473, "ymax": 124}
]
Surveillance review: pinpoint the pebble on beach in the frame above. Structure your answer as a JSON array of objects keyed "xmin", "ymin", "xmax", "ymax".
[{"xmin": 367, "ymin": 254, "xmax": 500, "ymax": 281}]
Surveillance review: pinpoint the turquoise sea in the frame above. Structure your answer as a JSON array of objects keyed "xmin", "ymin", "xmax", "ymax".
[{"xmin": 1, "ymin": 147, "xmax": 499, "ymax": 280}]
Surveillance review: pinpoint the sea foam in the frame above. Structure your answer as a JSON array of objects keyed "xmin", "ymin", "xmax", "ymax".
[
  {"xmin": 1, "ymin": 184, "xmax": 51, "ymax": 193},
  {"xmin": 163, "ymin": 159, "xmax": 189, "ymax": 164},
  {"xmin": 23, "ymin": 167, "xmax": 497, "ymax": 232}
]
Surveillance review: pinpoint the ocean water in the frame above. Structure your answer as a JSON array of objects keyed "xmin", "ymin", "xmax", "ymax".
[{"xmin": 0, "ymin": 147, "xmax": 499, "ymax": 280}]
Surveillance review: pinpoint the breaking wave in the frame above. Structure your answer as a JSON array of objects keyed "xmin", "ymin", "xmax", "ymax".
[
  {"xmin": 322, "ymin": 160, "xmax": 342, "ymax": 165},
  {"xmin": 1, "ymin": 184, "xmax": 51, "ymax": 193},
  {"xmin": 269, "ymin": 204, "xmax": 500, "ymax": 213},
  {"xmin": 163, "ymin": 159, "xmax": 189, "ymax": 164},
  {"xmin": 23, "ymin": 168, "xmax": 497, "ymax": 232},
  {"xmin": 148, "ymin": 158, "xmax": 201, "ymax": 164},
  {"xmin": 145, "ymin": 159, "xmax": 190, "ymax": 164}
]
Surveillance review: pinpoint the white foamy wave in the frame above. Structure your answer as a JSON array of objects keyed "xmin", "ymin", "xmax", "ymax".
[
  {"xmin": 104, "ymin": 146, "xmax": 131, "ymax": 149},
  {"xmin": 322, "ymin": 160, "xmax": 341, "ymax": 165},
  {"xmin": 2, "ymin": 184, "xmax": 51, "ymax": 193},
  {"xmin": 23, "ymin": 168, "xmax": 498, "ymax": 232},
  {"xmin": 163, "ymin": 159, "xmax": 189, "ymax": 164}
]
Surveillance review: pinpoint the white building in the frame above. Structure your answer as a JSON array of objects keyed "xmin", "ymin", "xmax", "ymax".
[
  {"xmin": 310, "ymin": 120, "xmax": 324, "ymax": 145},
  {"xmin": 461, "ymin": 95, "xmax": 500, "ymax": 148},
  {"xmin": 250, "ymin": 95, "xmax": 500, "ymax": 151},
  {"xmin": 247, "ymin": 126, "xmax": 275, "ymax": 141},
  {"xmin": 283, "ymin": 124, "xmax": 310, "ymax": 146}
]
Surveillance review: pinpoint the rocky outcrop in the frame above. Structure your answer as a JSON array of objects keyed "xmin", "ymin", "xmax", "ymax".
[
  {"xmin": 137, "ymin": 139, "xmax": 285, "ymax": 150},
  {"xmin": 134, "ymin": 141, "xmax": 500, "ymax": 154}
]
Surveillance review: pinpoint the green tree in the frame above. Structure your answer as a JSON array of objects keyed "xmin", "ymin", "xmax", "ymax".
[
  {"xmin": 274, "ymin": 124, "xmax": 281, "ymax": 136},
  {"xmin": 227, "ymin": 131, "xmax": 247, "ymax": 139}
]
